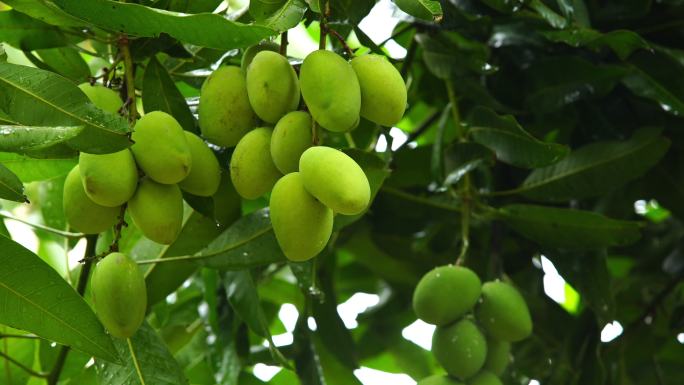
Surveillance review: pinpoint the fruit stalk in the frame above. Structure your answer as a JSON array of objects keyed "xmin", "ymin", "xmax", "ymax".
[{"xmin": 119, "ymin": 35, "xmax": 137, "ymax": 124}]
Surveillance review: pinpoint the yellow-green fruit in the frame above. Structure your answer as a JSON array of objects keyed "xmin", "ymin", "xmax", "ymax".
[
  {"xmin": 351, "ymin": 54, "xmax": 407, "ymax": 126},
  {"xmin": 199, "ymin": 66, "xmax": 255, "ymax": 147},
  {"xmin": 299, "ymin": 146, "xmax": 370, "ymax": 215},
  {"xmin": 299, "ymin": 50, "xmax": 360, "ymax": 132},
  {"xmin": 413, "ymin": 265, "xmax": 481, "ymax": 326},
  {"xmin": 229, "ymin": 127, "xmax": 282, "ymax": 199},
  {"xmin": 476, "ymin": 281, "xmax": 532, "ymax": 342},
  {"xmin": 246, "ymin": 51, "xmax": 300, "ymax": 123},
  {"xmin": 484, "ymin": 339, "xmax": 510, "ymax": 376},
  {"xmin": 213, "ymin": 171, "xmax": 242, "ymax": 227},
  {"xmin": 79, "ymin": 149, "xmax": 138, "ymax": 207},
  {"xmin": 78, "ymin": 83, "xmax": 122, "ymax": 113},
  {"xmin": 271, "ymin": 111, "xmax": 312, "ymax": 174},
  {"xmin": 63, "ymin": 166, "xmax": 119, "ymax": 234},
  {"xmin": 270, "ymin": 172, "xmax": 333, "ymax": 262},
  {"xmin": 128, "ymin": 178, "xmax": 183, "ymax": 244},
  {"xmin": 418, "ymin": 375, "xmax": 465, "ymax": 385},
  {"xmin": 91, "ymin": 252, "xmax": 146, "ymax": 338},
  {"xmin": 241, "ymin": 41, "xmax": 279, "ymax": 71},
  {"xmin": 468, "ymin": 371, "xmax": 502, "ymax": 385},
  {"xmin": 432, "ymin": 319, "xmax": 487, "ymax": 379},
  {"xmin": 131, "ymin": 111, "xmax": 192, "ymax": 184},
  {"xmin": 178, "ymin": 131, "xmax": 221, "ymax": 196}
]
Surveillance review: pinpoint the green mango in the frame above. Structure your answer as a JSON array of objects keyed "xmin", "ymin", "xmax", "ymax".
[
  {"xmin": 351, "ymin": 54, "xmax": 407, "ymax": 126},
  {"xmin": 413, "ymin": 265, "xmax": 481, "ymax": 325},
  {"xmin": 299, "ymin": 146, "xmax": 370, "ymax": 215},
  {"xmin": 241, "ymin": 41, "xmax": 279, "ymax": 71},
  {"xmin": 299, "ymin": 50, "xmax": 360, "ymax": 132},
  {"xmin": 270, "ymin": 172, "xmax": 333, "ymax": 262},
  {"xmin": 467, "ymin": 371, "xmax": 502, "ymax": 385},
  {"xmin": 213, "ymin": 171, "xmax": 242, "ymax": 227},
  {"xmin": 178, "ymin": 131, "xmax": 221, "ymax": 196},
  {"xmin": 128, "ymin": 178, "xmax": 183, "ymax": 244},
  {"xmin": 417, "ymin": 375, "xmax": 465, "ymax": 385},
  {"xmin": 475, "ymin": 281, "xmax": 532, "ymax": 342},
  {"xmin": 246, "ymin": 51, "xmax": 300, "ymax": 123},
  {"xmin": 432, "ymin": 319, "xmax": 487, "ymax": 379},
  {"xmin": 78, "ymin": 83, "xmax": 122, "ymax": 113},
  {"xmin": 63, "ymin": 165, "xmax": 119, "ymax": 234},
  {"xmin": 91, "ymin": 252, "xmax": 146, "ymax": 338},
  {"xmin": 271, "ymin": 111, "xmax": 312, "ymax": 174},
  {"xmin": 79, "ymin": 149, "xmax": 138, "ymax": 207},
  {"xmin": 229, "ymin": 127, "xmax": 282, "ymax": 199},
  {"xmin": 199, "ymin": 66, "xmax": 255, "ymax": 147},
  {"xmin": 483, "ymin": 338, "xmax": 510, "ymax": 376},
  {"xmin": 131, "ymin": 111, "xmax": 192, "ymax": 184}
]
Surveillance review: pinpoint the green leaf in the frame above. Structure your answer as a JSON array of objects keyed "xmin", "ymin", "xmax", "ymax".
[
  {"xmin": 443, "ymin": 142, "xmax": 495, "ymax": 185},
  {"xmin": 0, "ymin": 10, "xmax": 69, "ymax": 49},
  {"xmin": 393, "ymin": 0, "xmax": 443, "ymax": 21},
  {"xmin": 529, "ymin": 0, "xmax": 567, "ymax": 28},
  {"xmin": 35, "ymin": 46, "xmax": 91, "ymax": 82},
  {"xmin": 327, "ymin": 0, "xmax": 376, "ymax": 24},
  {"xmin": 417, "ymin": 32, "xmax": 492, "ymax": 79},
  {"xmin": 2, "ymin": 0, "xmax": 85, "ymax": 27},
  {"xmin": 0, "ymin": 329, "xmax": 35, "ymax": 385},
  {"xmin": 142, "ymin": 57, "xmax": 196, "ymax": 133},
  {"xmin": 0, "ymin": 125, "xmax": 83, "ymax": 154},
  {"xmin": 541, "ymin": 28, "xmax": 650, "ymax": 60},
  {"xmin": 0, "ymin": 235, "xmax": 119, "ymax": 362},
  {"xmin": 250, "ymin": 0, "xmax": 308, "ymax": 32},
  {"xmin": 0, "ymin": 162, "xmax": 26, "ymax": 202},
  {"xmin": 0, "ymin": 152, "xmax": 75, "ymax": 182},
  {"xmin": 622, "ymin": 50, "xmax": 684, "ymax": 116}
]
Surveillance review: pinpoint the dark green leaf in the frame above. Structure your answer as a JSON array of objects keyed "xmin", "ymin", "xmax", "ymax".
[
  {"xmin": 443, "ymin": 142, "xmax": 495, "ymax": 185},
  {"xmin": 529, "ymin": 0, "xmax": 568, "ymax": 28},
  {"xmin": 622, "ymin": 50, "xmax": 684, "ymax": 116},
  {"xmin": 142, "ymin": 56, "xmax": 196, "ymax": 133},
  {"xmin": 479, "ymin": 0, "xmax": 524, "ymax": 13},
  {"xmin": 250, "ymin": 0, "xmax": 308, "ymax": 32},
  {"xmin": 393, "ymin": 0, "xmax": 443, "ymax": 21},
  {"xmin": 0, "ymin": 152, "xmax": 75, "ymax": 182},
  {"xmin": 0, "ymin": 162, "xmax": 26, "ymax": 202},
  {"xmin": 328, "ymin": 0, "xmax": 375, "ymax": 24},
  {"xmin": 35, "ymin": 46, "xmax": 91, "ymax": 82},
  {"xmin": 541, "ymin": 28, "xmax": 650, "ymax": 60},
  {"xmin": 417, "ymin": 32, "xmax": 493, "ymax": 79},
  {"xmin": 0, "ymin": 10, "xmax": 69, "ymax": 50}
]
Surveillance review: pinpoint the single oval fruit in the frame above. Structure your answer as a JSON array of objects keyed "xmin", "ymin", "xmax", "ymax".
[
  {"xmin": 413, "ymin": 265, "xmax": 482, "ymax": 326},
  {"xmin": 270, "ymin": 172, "xmax": 333, "ymax": 262},
  {"xmin": 246, "ymin": 51, "xmax": 300, "ymax": 123},
  {"xmin": 468, "ymin": 371, "xmax": 502, "ymax": 385},
  {"xmin": 299, "ymin": 146, "xmax": 370, "ymax": 215},
  {"xmin": 79, "ymin": 149, "xmax": 138, "ymax": 207},
  {"xmin": 178, "ymin": 131, "xmax": 221, "ymax": 196},
  {"xmin": 128, "ymin": 178, "xmax": 183, "ymax": 244},
  {"xmin": 483, "ymin": 338, "xmax": 510, "ymax": 376},
  {"xmin": 241, "ymin": 41, "xmax": 279, "ymax": 71},
  {"xmin": 476, "ymin": 281, "xmax": 532, "ymax": 342},
  {"xmin": 351, "ymin": 54, "xmax": 407, "ymax": 126},
  {"xmin": 63, "ymin": 165, "xmax": 119, "ymax": 234},
  {"xmin": 271, "ymin": 111, "xmax": 312, "ymax": 174},
  {"xmin": 299, "ymin": 50, "xmax": 360, "ymax": 132},
  {"xmin": 432, "ymin": 319, "xmax": 487, "ymax": 379},
  {"xmin": 199, "ymin": 66, "xmax": 255, "ymax": 147},
  {"xmin": 417, "ymin": 375, "xmax": 465, "ymax": 385},
  {"xmin": 78, "ymin": 83, "xmax": 122, "ymax": 113},
  {"xmin": 229, "ymin": 127, "xmax": 282, "ymax": 199},
  {"xmin": 91, "ymin": 252, "xmax": 146, "ymax": 338},
  {"xmin": 131, "ymin": 111, "xmax": 192, "ymax": 184},
  {"xmin": 213, "ymin": 171, "xmax": 242, "ymax": 227}
]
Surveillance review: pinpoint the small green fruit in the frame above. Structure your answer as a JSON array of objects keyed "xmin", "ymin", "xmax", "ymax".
[
  {"xmin": 483, "ymin": 338, "xmax": 510, "ymax": 376},
  {"xmin": 229, "ymin": 127, "xmax": 282, "ymax": 199},
  {"xmin": 178, "ymin": 131, "xmax": 221, "ymax": 196},
  {"xmin": 413, "ymin": 265, "xmax": 481, "ymax": 326},
  {"xmin": 78, "ymin": 83, "xmax": 122, "ymax": 113},
  {"xmin": 351, "ymin": 54, "xmax": 407, "ymax": 126},
  {"xmin": 131, "ymin": 111, "xmax": 192, "ymax": 184},
  {"xmin": 270, "ymin": 172, "xmax": 333, "ymax": 262},
  {"xmin": 63, "ymin": 166, "xmax": 119, "ymax": 234},
  {"xmin": 241, "ymin": 41, "xmax": 279, "ymax": 71},
  {"xmin": 246, "ymin": 51, "xmax": 300, "ymax": 123},
  {"xmin": 417, "ymin": 375, "xmax": 465, "ymax": 385},
  {"xmin": 299, "ymin": 146, "xmax": 370, "ymax": 215},
  {"xmin": 432, "ymin": 319, "xmax": 487, "ymax": 379},
  {"xmin": 128, "ymin": 178, "xmax": 183, "ymax": 244},
  {"xmin": 476, "ymin": 281, "xmax": 532, "ymax": 342},
  {"xmin": 91, "ymin": 252, "xmax": 146, "ymax": 338},
  {"xmin": 213, "ymin": 171, "xmax": 242, "ymax": 227},
  {"xmin": 467, "ymin": 371, "xmax": 502, "ymax": 385},
  {"xmin": 271, "ymin": 111, "xmax": 312, "ymax": 174},
  {"xmin": 79, "ymin": 149, "xmax": 138, "ymax": 207}
]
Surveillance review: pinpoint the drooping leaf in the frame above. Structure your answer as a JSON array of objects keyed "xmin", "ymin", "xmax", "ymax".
[
  {"xmin": 529, "ymin": 0, "xmax": 567, "ymax": 28},
  {"xmin": 0, "ymin": 10, "xmax": 69, "ymax": 50},
  {"xmin": 541, "ymin": 28, "xmax": 650, "ymax": 60},
  {"xmin": 622, "ymin": 50, "xmax": 684, "ymax": 116},
  {"xmin": 0, "ymin": 152, "xmax": 75, "ymax": 182},
  {"xmin": 250, "ymin": 0, "xmax": 308, "ymax": 32},
  {"xmin": 443, "ymin": 142, "xmax": 495, "ymax": 185},
  {"xmin": 327, "ymin": 0, "xmax": 376, "ymax": 24},
  {"xmin": 0, "ymin": 160, "xmax": 26, "ymax": 202},
  {"xmin": 35, "ymin": 46, "xmax": 91, "ymax": 82},
  {"xmin": 142, "ymin": 56, "xmax": 196, "ymax": 133},
  {"xmin": 393, "ymin": 0, "xmax": 443, "ymax": 21}
]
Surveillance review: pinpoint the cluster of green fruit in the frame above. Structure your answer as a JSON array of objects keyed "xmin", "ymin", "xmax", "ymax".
[{"xmin": 413, "ymin": 266, "xmax": 533, "ymax": 385}]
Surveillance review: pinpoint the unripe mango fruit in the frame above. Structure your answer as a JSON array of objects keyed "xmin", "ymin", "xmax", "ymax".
[
  {"xmin": 270, "ymin": 172, "xmax": 333, "ymax": 262},
  {"xmin": 199, "ymin": 66, "xmax": 255, "ymax": 147},
  {"xmin": 299, "ymin": 146, "xmax": 370, "ymax": 215},
  {"xmin": 271, "ymin": 111, "xmax": 312, "ymax": 174},
  {"xmin": 468, "ymin": 371, "xmax": 502, "ymax": 385},
  {"xmin": 483, "ymin": 339, "xmax": 510, "ymax": 376},
  {"xmin": 213, "ymin": 171, "xmax": 242, "ymax": 227},
  {"xmin": 299, "ymin": 50, "xmax": 361, "ymax": 132},
  {"xmin": 79, "ymin": 149, "xmax": 138, "ymax": 207},
  {"xmin": 78, "ymin": 83, "xmax": 122, "ymax": 113},
  {"xmin": 417, "ymin": 375, "xmax": 465, "ymax": 385},
  {"xmin": 63, "ymin": 166, "xmax": 119, "ymax": 234},
  {"xmin": 178, "ymin": 131, "xmax": 221, "ymax": 196},
  {"xmin": 131, "ymin": 111, "xmax": 192, "ymax": 184},
  {"xmin": 476, "ymin": 281, "xmax": 532, "ymax": 342},
  {"xmin": 230, "ymin": 127, "xmax": 282, "ymax": 199},
  {"xmin": 91, "ymin": 252, "xmax": 146, "ymax": 338},
  {"xmin": 241, "ymin": 41, "xmax": 279, "ymax": 71},
  {"xmin": 432, "ymin": 319, "xmax": 487, "ymax": 379},
  {"xmin": 351, "ymin": 54, "xmax": 407, "ymax": 126},
  {"xmin": 128, "ymin": 178, "xmax": 183, "ymax": 244},
  {"xmin": 413, "ymin": 265, "xmax": 481, "ymax": 326},
  {"xmin": 246, "ymin": 51, "xmax": 300, "ymax": 123}
]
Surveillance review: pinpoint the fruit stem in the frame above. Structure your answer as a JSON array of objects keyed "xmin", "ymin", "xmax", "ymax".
[
  {"xmin": 280, "ymin": 31, "xmax": 288, "ymax": 55},
  {"xmin": 118, "ymin": 35, "xmax": 137, "ymax": 124},
  {"xmin": 324, "ymin": 25, "xmax": 354, "ymax": 58},
  {"xmin": 0, "ymin": 211, "xmax": 84, "ymax": 239},
  {"xmin": 344, "ymin": 132, "xmax": 356, "ymax": 148}
]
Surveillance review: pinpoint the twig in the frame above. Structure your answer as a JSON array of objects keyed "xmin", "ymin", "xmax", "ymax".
[
  {"xmin": 0, "ymin": 212, "xmax": 84, "ymax": 239},
  {"xmin": 0, "ymin": 351, "xmax": 49, "ymax": 378},
  {"xmin": 323, "ymin": 25, "xmax": 354, "ymax": 58},
  {"xmin": 119, "ymin": 35, "xmax": 137, "ymax": 124},
  {"xmin": 280, "ymin": 31, "xmax": 288, "ymax": 55}
]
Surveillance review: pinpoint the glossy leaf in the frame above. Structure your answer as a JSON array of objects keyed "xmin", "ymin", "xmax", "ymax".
[
  {"xmin": 0, "ymin": 10, "xmax": 69, "ymax": 49},
  {"xmin": 0, "ymin": 125, "xmax": 83, "ymax": 153},
  {"xmin": 0, "ymin": 163, "xmax": 26, "ymax": 202},
  {"xmin": 142, "ymin": 56, "xmax": 196, "ymax": 133},
  {"xmin": 622, "ymin": 50, "xmax": 684, "ymax": 116},
  {"xmin": 250, "ymin": 0, "xmax": 308, "ymax": 31},
  {"xmin": 393, "ymin": 0, "xmax": 443, "ymax": 21},
  {"xmin": 542, "ymin": 28, "xmax": 650, "ymax": 60}
]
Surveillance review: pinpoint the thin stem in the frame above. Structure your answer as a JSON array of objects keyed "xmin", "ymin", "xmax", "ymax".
[
  {"xmin": 280, "ymin": 31, "xmax": 288, "ymax": 55},
  {"xmin": 311, "ymin": 120, "xmax": 320, "ymax": 146},
  {"xmin": 380, "ymin": 186, "xmax": 461, "ymax": 212},
  {"xmin": 446, "ymin": 81, "xmax": 463, "ymax": 138},
  {"xmin": 136, "ymin": 254, "xmax": 198, "ymax": 265},
  {"xmin": 0, "ymin": 212, "xmax": 84, "ymax": 239},
  {"xmin": 128, "ymin": 338, "xmax": 147, "ymax": 385},
  {"xmin": 400, "ymin": 37, "xmax": 417, "ymax": 79},
  {"xmin": 344, "ymin": 132, "xmax": 356, "ymax": 148},
  {"xmin": 319, "ymin": 1, "xmax": 329, "ymax": 50},
  {"xmin": 324, "ymin": 26, "xmax": 354, "ymax": 58},
  {"xmin": 0, "ymin": 351, "xmax": 49, "ymax": 378},
  {"xmin": 379, "ymin": 23, "xmax": 413, "ymax": 47},
  {"xmin": 119, "ymin": 36, "xmax": 137, "ymax": 124},
  {"xmin": 397, "ymin": 109, "xmax": 441, "ymax": 150}
]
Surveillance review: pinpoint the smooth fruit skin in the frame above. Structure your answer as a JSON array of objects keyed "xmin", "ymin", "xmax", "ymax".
[
  {"xmin": 271, "ymin": 111, "xmax": 312, "ymax": 174},
  {"xmin": 432, "ymin": 319, "xmax": 487, "ymax": 379},
  {"xmin": 79, "ymin": 149, "xmax": 138, "ymax": 207},
  {"xmin": 213, "ymin": 171, "xmax": 242, "ymax": 227},
  {"xmin": 299, "ymin": 146, "xmax": 370, "ymax": 215},
  {"xmin": 63, "ymin": 166, "xmax": 119, "ymax": 234},
  {"xmin": 351, "ymin": 54, "xmax": 407, "ymax": 126},
  {"xmin": 131, "ymin": 111, "xmax": 192, "ymax": 184},
  {"xmin": 417, "ymin": 375, "xmax": 465, "ymax": 385},
  {"xmin": 299, "ymin": 50, "xmax": 361, "ymax": 132},
  {"xmin": 78, "ymin": 83, "xmax": 122, "ymax": 113},
  {"xmin": 413, "ymin": 265, "xmax": 482, "ymax": 326},
  {"xmin": 483, "ymin": 338, "xmax": 510, "ymax": 376},
  {"xmin": 246, "ymin": 51, "xmax": 300, "ymax": 124},
  {"xmin": 270, "ymin": 172, "xmax": 333, "ymax": 262},
  {"xmin": 178, "ymin": 131, "xmax": 221, "ymax": 196},
  {"xmin": 241, "ymin": 41, "xmax": 279, "ymax": 71},
  {"xmin": 91, "ymin": 252, "xmax": 146, "ymax": 338},
  {"xmin": 229, "ymin": 127, "xmax": 282, "ymax": 199},
  {"xmin": 199, "ymin": 66, "xmax": 255, "ymax": 147},
  {"xmin": 128, "ymin": 178, "xmax": 183, "ymax": 244},
  {"xmin": 467, "ymin": 371, "xmax": 502, "ymax": 385},
  {"xmin": 476, "ymin": 281, "xmax": 533, "ymax": 342}
]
